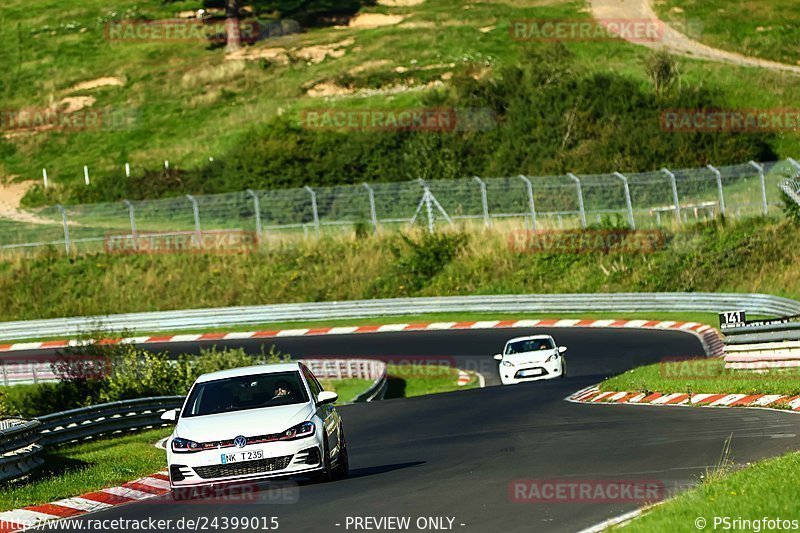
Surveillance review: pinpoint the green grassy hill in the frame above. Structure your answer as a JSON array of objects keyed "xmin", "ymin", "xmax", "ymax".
[{"xmin": 1, "ymin": 0, "xmax": 799, "ymax": 205}]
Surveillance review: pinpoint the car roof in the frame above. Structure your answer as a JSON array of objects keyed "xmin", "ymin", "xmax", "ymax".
[
  {"xmin": 195, "ymin": 362, "xmax": 303, "ymax": 383},
  {"xmin": 505, "ymin": 335, "xmax": 554, "ymax": 344}
]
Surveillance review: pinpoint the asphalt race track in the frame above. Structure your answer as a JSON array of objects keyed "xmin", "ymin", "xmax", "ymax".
[{"xmin": 20, "ymin": 327, "xmax": 800, "ymax": 532}]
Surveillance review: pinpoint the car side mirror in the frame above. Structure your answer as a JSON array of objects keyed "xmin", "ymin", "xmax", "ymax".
[
  {"xmin": 317, "ymin": 391, "xmax": 338, "ymax": 405},
  {"xmin": 493, "ymin": 354, "xmax": 503, "ymax": 361},
  {"xmin": 558, "ymin": 346, "xmax": 567, "ymax": 354},
  {"xmin": 161, "ymin": 409, "xmax": 178, "ymax": 422}
]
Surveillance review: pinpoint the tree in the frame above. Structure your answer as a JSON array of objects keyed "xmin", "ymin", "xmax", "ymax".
[{"xmin": 225, "ymin": 0, "xmax": 241, "ymax": 53}]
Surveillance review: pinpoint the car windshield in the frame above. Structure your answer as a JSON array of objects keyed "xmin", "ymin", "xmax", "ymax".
[
  {"xmin": 182, "ymin": 371, "xmax": 308, "ymax": 417},
  {"xmin": 505, "ymin": 338, "xmax": 554, "ymax": 354}
]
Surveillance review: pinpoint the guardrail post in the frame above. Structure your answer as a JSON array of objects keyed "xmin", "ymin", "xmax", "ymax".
[
  {"xmin": 304, "ymin": 186, "xmax": 320, "ymax": 236},
  {"xmin": 363, "ymin": 183, "xmax": 378, "ymax": 232},
  {"xmin": 473, "ymin": 176, "xmax": 491, "ymax": 227},
  {"xmin": 661, "ymin": 168, "xmax": 681, "ymax": 225},
  {"xmin": 42, "ymin": 168, "xmax": 49, "ymax": 188},
  {"xmin": 707, "ymin": 165, "xmax": 726, "ymax": 216},
  {"xmin": 613, "ymin": 172, "xmax": 635, "ymax": 230},
  {"xmin": 185, "ymin": 194, "xmax": 201, "ymax": 244},
  {"xmin": 122, "ymin": 200, "xmax": 138, "ymax": 250},
  {"xmin": 567, "ymin": 173, "xmax": 587, "ymax": 228},
  {"xmin": 55, "ymin": 204, "xmax": 70, "ymax": 253},
  {"xmin": 518, "ymin": 175, "xmax": 537, "ymax": 230},
  {"xmin": 748, "ymin": 161, "xmax": 768, "ymax": 216},
  {"xmin": 245, "ymin": 189, "xmax": 262, "ymax": 242}
]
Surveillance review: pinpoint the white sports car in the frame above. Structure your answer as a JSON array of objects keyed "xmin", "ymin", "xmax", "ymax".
[
  {"xmin": 161, "ymin": 362, "xmax": 348, "ymax": 497},
  {"xmin": 494, "ymin": 335, "xmax": 567, "ymax": 385}
]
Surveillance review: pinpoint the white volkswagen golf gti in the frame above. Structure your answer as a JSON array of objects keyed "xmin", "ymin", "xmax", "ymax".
[
  {"xmin": 494, "ymin": 335, "xmax": 567, "ymax": 385},
  {"xmin": 161, "ymin": 362, "xmax": 348, "ymax": 496}
]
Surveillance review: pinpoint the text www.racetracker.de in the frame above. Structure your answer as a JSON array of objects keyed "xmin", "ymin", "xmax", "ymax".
[{"xmin": 1, "ymin": 516, "xmax": 280, "ymax": 531}]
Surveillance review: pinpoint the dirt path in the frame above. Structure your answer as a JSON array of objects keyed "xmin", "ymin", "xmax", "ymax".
[
  {"xmin": 590, "ymin": 0, "xmax": 800, "ymax": 75},
  {"xmin": 0, "ymin": 181, "xmax": 59, "ymax": 225}
]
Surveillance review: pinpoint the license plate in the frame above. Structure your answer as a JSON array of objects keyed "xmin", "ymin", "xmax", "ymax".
[
  {"xmin": 220, "ymin": 449, "xmax": 264, "ymax": 464},
  {"xmin": 519, "ymin": 369, "xmax": 544, "ymax": 377}
]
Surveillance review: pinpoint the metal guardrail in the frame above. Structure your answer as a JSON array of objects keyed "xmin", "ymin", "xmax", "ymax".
[
  {"xmin": 0, "ymin": 420, "xmax": 43, "ymax": 483},
  {"xmin": 0, "ymin": 397, "xmax": 182, "ymax": 483},
  {"xmin": 722, "ymin": 316, "xmax": 800, "ymax": 369},
  {"xmin": 37, "ymin": 396, "xmax": 185, "ymax": 447},
  {"xmin": 1, "ymin": 293, "xmax": 799, "ymax": 342},
  {"xmin": 300, "ymin": 358, "xmax": 387, "ymax": 403}
]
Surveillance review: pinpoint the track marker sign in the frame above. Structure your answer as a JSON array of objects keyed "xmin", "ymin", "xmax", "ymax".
[{"xmin": 719, "ymin": 311, "xmax": 746, "ymax": 329}]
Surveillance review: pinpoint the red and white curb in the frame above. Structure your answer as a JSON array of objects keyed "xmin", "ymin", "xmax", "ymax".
[
  {"xmin": 0, "ymin": 319, "xmax": 724, "ymax": 357},
  {"xmin": 568, "ymin": 385, "xmax": 800, "ymax": 412},
  {"xmin": 0, "ymin": 472, "xmax": 169, "ymax": 532}
]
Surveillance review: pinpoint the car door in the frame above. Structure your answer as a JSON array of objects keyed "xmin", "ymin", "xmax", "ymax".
[{"xmin": 302, "ymin": 365, "xmax": 340, "ymax": 455}]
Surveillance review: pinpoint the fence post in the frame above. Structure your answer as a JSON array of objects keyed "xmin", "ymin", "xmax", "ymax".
[
  {"xmin": 613, "ymin": 172, "xmax": 635, "ymax": 230},
  {"xmin": 518, "ymin": 175, "xmax": 537, "ymax": 230},
  {"xmin": 363, "ymin": 183, "xmax": 378, "ymax": 232},
  {"xmin": 304, "ymin": 186, "xmax": 320, "ymax": 236},
  {"xmin": 661, "ymin": 168, "xmax": 681, "ymax": 225},
  {"xmin": 748, "ymin": 161, "xmax": 768, "ymax": 216},
  {"xmin": 245, "ymin": 189, "xmax": 262, "ymax": 242},
  {"xmin": 707, "ymin": 165, "xmax": 726, "ymax": 216},
  {"xmin": 185, "ymin": 194, "xmax": 201, "ymax": 244},
  {"xmin": 473, "ymin": 176, "xmax": 491, "ymax": 227},
  {"xmin": 567, "ymin": 173, "xmax": 587, "ymax": 228},
  {"xmin": 56, "ymin": 204, "xmax": 70, "ymax": 253},
  {"xmin": 122, "ymin": 200, "xmax": 138, "ymax": 250}
]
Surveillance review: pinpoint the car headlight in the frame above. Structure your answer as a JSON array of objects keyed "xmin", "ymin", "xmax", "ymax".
[
  {"xmin": 546, "ymin": 353, "xmax": 559, "ymax": 363},
  {"xmin": 172, "ymin": 437, "xmax": 204, "ymax": 453},
  {"xmin": 279, "ymin": 421, "xmax": 315, "ymax": 441},
  {"xmin": 501, "ymin": 360, "xmax": 515, "ymax": 367}
]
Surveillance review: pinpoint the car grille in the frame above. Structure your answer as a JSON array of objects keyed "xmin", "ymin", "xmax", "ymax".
[{"xmin": 193, "ymin": 455, "xmax": 293, "ymax": 480}]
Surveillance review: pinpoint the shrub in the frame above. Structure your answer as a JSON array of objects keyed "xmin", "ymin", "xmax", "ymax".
[
  {"xmin": 370, "ymin": 231, "xmax": 469, "ymax": 295},
  {"xmin": 0, "ymin": 344, "xmax": 290, "ymax": 418}
]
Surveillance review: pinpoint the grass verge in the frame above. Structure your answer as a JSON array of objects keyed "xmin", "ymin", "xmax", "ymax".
[
  {"xmin": 599, "ymin": 358, "xmax": 800, "ymax": 397},
  {"xmin": 655, "ymin": 0, "xmax": 800, "ymax": 65},
  {"xmin": 0, "ymin": 217, "xmax": 797, "ymax": 324},
  {"xmin": 622, "ymin": 452, "xmax": 800, "ymax": 532},
  {"xmin": 318, "ymin": 378, "xmax": 375, "ymax": 404},
  {"xmin": 385, "ymin": 363, "xmax": 478, "ymax": 398},
  {"xmin": 0, "ymin": 428, "xmax": 171, "ymax": 512}
]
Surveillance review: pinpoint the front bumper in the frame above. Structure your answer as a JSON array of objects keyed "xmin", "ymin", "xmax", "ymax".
[
  {"xmin": 500, "ymin": 361, "xmax": 562, "ymax": 385},
  {"xmin": 168, "ymin": 435, "xmax": 323, "ymax": 488}
]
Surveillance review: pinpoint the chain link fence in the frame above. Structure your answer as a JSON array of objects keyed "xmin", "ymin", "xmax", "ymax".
[{"xmin": 1, "ymin": 158, "xmax": 798, "ymax": 255}]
